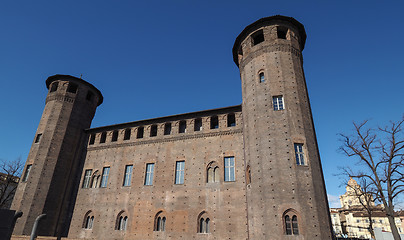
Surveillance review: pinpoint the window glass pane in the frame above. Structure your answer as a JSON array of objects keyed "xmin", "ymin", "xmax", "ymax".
[
  {"xmin": 22, "ymin": 164, "xmax": 32, "ymax": 182},
  {"xmin": 123, "ymin": 165, "xmax": 133, "ymax": 186},
  {"xmin": 100, "ymin": 167, "xmax": 110, "ymax": 187},
  {"xmin": 82, "ymin": 169, "xmax": 92, "ymax": 188},
  {"xmin": 224, "ymin": 157, "xmax": 235, "ymax": 182},
  {"xmin": 175, "ymin": 161, "xmax": 185, "ymax": 184},
  {"xmin": 145, "ymin": 163, "xmax": 155, "ymax": 185}
]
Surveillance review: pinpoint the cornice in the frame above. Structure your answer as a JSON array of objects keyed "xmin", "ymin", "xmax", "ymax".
[{"xmin": 45, "ymin": 94, "xmax": 75, "ymax": 104}]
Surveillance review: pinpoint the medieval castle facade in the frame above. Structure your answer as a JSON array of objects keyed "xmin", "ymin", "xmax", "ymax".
[{"xmin": 11, "ymin": 16, "xmax": 333, "ymax": 239}]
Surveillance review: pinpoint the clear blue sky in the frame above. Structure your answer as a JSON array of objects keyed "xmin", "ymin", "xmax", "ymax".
[{"xmin": 1, "ymin": 1, "xmax": 403, "ymax": 208}]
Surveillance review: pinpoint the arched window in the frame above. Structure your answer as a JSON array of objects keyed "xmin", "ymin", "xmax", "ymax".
[
  {"xmin": 283, "ymin": 209, "xmax": 299, "ymax": 235},
  {"xmin": 116, "ymin": 211, "xmax": 128, "ymax": 231},
  {"xmin": 154, "ymin": 211, "xmax": 166, "ymax": 232},
  {"xmin": 207, "ymin": 162, "xmax": 219, "ymax": 183},
  {"xmin": 91, "ymin": 170, "xmax": 100, "ymax": 188},
  {"xmin": 198, "ymin": 211, "xmax": 210, "ymax": 234},
  {"xmin": 259, "ymin": 72, "xmax": 265, "ymax": 83},
  {"xmin": 83, "ymin": 211, "xmax": 94, "ymax": 229}
]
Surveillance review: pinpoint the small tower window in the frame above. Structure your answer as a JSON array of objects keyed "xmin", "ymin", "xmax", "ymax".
[
  {"xmin": 277, "ymin": 26, "xmax": 288, "ymax": 39},
  {"xmin": 294, "ymin": 143, "xmax": 305, "ymax": 165},
  {"xmin": 124, "ymin": 128, "xmax": 131, "ymax": 140},
  {"xmin": 111, "ymin": 130, "xmax": 118, "ymax": 142},
  {"xmin": 22, "ymin": 164, "xmax": 32, "ymax": 182},
  {"xmin": 137, "ymin": 127, "xmax": 144, "ymax": 139},
  {"xmin": 89, "ymin": 134, "xmax": 95, "ymax": 145},
  {"xmin": 164, "ymin": 123, "xmax": 172, "ymax": 135},
  {"xmin": 100, "ymin": 132, "xmax": 107, "ymax": 143},
  {"xmin": 251, "ymin": 29, "xmax": 264, "ymax": 46},
  {"xmin": 227, "ymin": 113, "xmax": 236, "ymax": 127},
  {"xmin": 194, "ymin": 118, "xmax": 202, "ymax": 131},
  {"xmin": 150, "ymin": 125, "xmax": 158, "ymax": 137},
  {"xmin": 259, "ymin": 72, "xmax": 265, "ymax": 83},
  {"xmin": 179, "ymin": 120, "xmax": 186, "ymax": 133},
  {"xmin": 210, "ymin": 116, "xmax": 219, "ymax": 129},
  {"xmin": 273, "ymin": 96, "xmax": 284, "ymax": 111},
  {"xmin": 86, "ymin": 91, "xmax": 94, "ymax": 101},
  {"xmin": 67, "ymin": 83, "xmax": 78, "ymax": 93},
  {"xmin": 35, "ymin": 133, "xmax": 42, "ymax": 143},
  {"xmin": 50, "ymin": 82, "xmax": 58, "ymax": 92}
]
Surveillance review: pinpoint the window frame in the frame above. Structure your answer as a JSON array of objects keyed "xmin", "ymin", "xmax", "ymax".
[
  {"xmin": 144, "ymin": 163, "xmax": 155, "ymax": 186},
  {"xmin": 224, "ymin": 156, "xmax": 235, "ymax": 182},
  {"xmin": 294, "ymin": 143, "xmax": 305, "ymax": 165},
  {"xmin": 82, "ymin": 169, "xmax": 92, "ymax": 188},
  {"xmin": 175, "ymin": 161, "xmax": 185, "ymax": 184},
  {"xmin": 123, "ymin": 165, "xmax": 133, "ymax": 187},
  {"xmin": 273, "ymin": 95, "xmax": 285, "ymax": 111},
  {"xmin": 22, "ymin": 164, "xmax": 32, "ymax": 182}
]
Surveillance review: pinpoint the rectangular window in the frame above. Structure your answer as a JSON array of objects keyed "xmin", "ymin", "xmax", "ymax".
[
  {"xmin": 273, "ymin": 96, "xmax": 284, "ymax": 111},
  {"xmin": 210, "ymin": 116, "xmax": 219, "ymax": 129},
  {"xmin": 252, "ymin": 29, "xmax": 264, "ymax": 46},
  {"xmin": 124, "ymin": 128, "xmax": 131, "ymax": 140},
  {"xmin": 50, "ymin": 82, "xmax": 58, "ymax": 92},
  {"xmin": 294, "ymin": 143, "xmax": 305, "ymax": 165},
  {"xmin": 100, "ymin": 132, "xmax": 107, "ymax": 143},
  {"xmin": 123, "ymin": 165, "xmax": 133, "ymax": 186},
  {"xmin": 175, "ymin": 161, "xmax": 185, "ymax": 184},
  {"xmin": 35, "ymin": 133, "xmax": 42, "ymax": 143},
  {"xmin": 150, "ymin": 125, "xmax": 158, "ymax": 137},
  {"xmin": 67, "ymin": 83, "xmax": 78, "ymax": 93},
  {"xmin": 86, "ymin": 91, "xmax": 93, "ymax": 101},
  {"xmin": 82, "ymin": 169, "xmax": 92, "ymax": 188},
  {"xmin": 100, "ymin": 167, "xmax": 110, "ymax": 188},
  {"xmin": 112, "ymin": 130, "xmax": 118, "ymax": 142},
  {"xmin": 144, "ymin": 163, "xmax": 155, "ymax": 186},
  {"xmin": 164, "ymin": 123, "xmax": 172, "ymax": 135},
  {"xmin": 179, "ymin": 120, "xmax": 186, "ymax": 133},
  {"xmin": 137, "ymin": 127, "xmax": 144, "ymax": 139},
  {"xmin": 22, "ymin": 164, "xmax": 32, "ymax": 182},
  {"xmin": 224, "ymin": 157, "xmax": 235, "ymax": 182},
  {"xmin": 227, "ymin": 113, "xmax": 236, "ymax": 127},
  {"xmin": 194, "ymin": 118, "xmax": 202, "ymax": 131},
  {"xmin": 89, "ymin": 134, "xmax": 96, "ymax": 145}
]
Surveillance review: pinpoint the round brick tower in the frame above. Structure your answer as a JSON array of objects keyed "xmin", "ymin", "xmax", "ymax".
[
  {"xmin": 11, "ymin": 75, "xmax": 103, "ymax": 237},
  {"xmin": 233, "ymin": 16, "xmax": 333, "ymax": 239}
]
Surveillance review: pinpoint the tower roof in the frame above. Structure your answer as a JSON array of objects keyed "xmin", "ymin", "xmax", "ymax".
[
  {"xmin": 46, "ymin": 74, "xmax": 104, "ymax": 106},
  {"xmin": 232, "ymin": 15, "xmax": 307, "ymax": 67}
]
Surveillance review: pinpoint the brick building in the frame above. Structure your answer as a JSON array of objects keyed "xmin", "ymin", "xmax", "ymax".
[{"xmin": 11, "ymin": 15, "xmax": 334, "ymax": 239}]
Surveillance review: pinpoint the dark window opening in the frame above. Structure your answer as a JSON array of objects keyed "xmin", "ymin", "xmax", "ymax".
[
  {"xmin": 124, "ymin": 128, "xmax": 131, "ymax": 140},
  {"xmin": 137, "ymin": 127, "xmax": 144, "ymax": 139},
  {"xmin": 164, "ymin": 123, "xmax": 171, "ymax": 135},
  {"xmin": 22, "ymin": 164, "xmax": 32, "ymax": 182},
  {"xmin": 86, "ymin": 91, "xmax": 94, "ymax": 101},
  {"xmin": 100, "ymin": 132, "xmax": 106, "ymax": 143},
  {"xmin": 259, "ymin": 72, "xmax": 265, "ymax": 83},
  {"xmin": 112, "ymin": 130, "xmax": 118, "ymax": 142},
  {"xmin": 277, "ymin": 26, "xmax": 288, "ymax": 39},
  {"xmin": 35, "ymin": 133, "xmax": 42, "ymax": 143},
  {"xmin": 89, "ymin": 134, "xmax": 95, "ymax": 145},
  {"xmin": 150, "ymin": 125, "xmax": 158, "ymax": 137},
  {"xmin": 210, "ymin": 116, "xmax": 219, "ymax": 129},
  {"xmin": 67, "ymin": 83, "xmax": 78, "ymax": 94},
  {"xmin": 252, "ymin": 30, "xmax": 264, "ymax": 46},
  {"xmin": 179, "ymin": 121, "xmax": 186, "ymax": 133},
  {"xmin": 50, "ymin": 82, "xmax": 59, "ymax": 92},
  {"xmin": 227, "ymin": 113, "xmax": 236, "ymax": 127},
  {"xmin": 194, "ymin": 118, "xmax": 202, "ymax": 131}
]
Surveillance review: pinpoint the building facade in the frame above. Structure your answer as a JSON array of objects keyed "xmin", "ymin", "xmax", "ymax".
[{"xmin": 11, "ymin": 15, "xmax": 333, "ymax": 240}]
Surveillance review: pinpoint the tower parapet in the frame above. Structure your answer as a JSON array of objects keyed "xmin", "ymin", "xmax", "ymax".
[
  {"xmin": 234, "ymin": 16, "xmax": 333, "ymax": 239},
  {"xmin": 11, "ymin": 75, "xmax": 103, "ymax": 237}
]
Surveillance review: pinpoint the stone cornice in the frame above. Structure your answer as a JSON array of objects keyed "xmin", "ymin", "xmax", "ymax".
[{"xmin": 87, "ymin": 128, "xmax": 243, "ymax": 151}]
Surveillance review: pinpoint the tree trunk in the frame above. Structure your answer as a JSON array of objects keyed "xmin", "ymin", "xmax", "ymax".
[{"xmin": 386, "ymin": 206, "xmax": 400, "ymax": 240}]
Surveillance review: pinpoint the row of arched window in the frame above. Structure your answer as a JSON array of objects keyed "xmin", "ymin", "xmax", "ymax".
[{"xmin": 83, "ymin": 210, "xmax": 212, "ymax": 234}]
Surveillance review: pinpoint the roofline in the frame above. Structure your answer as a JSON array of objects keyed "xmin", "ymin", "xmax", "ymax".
[
  {"xmin": 86, "ymin": 104, "xmax": 242, "ymax": 133},
  {"xmin": 232, "ymin": 15, "xmax": 307, "ymax": 67},
  {"xmin": 46, "ymin": 74, "xmax": 104, "ymax": 106}
]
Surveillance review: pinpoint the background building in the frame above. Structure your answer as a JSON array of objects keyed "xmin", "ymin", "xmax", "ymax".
[
  {"xmin": 330, "ymin": 179, "xmax": 404, "ymax": 239},
  {"xmin": 11, "ymin": 15, "xmax": 333, "ymax": 240}
]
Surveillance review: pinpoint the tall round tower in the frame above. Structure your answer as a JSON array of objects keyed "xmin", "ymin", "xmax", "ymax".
[
  {"xmin": 11, "ymin": 75, "xmax": 103, "ymax": 237},
  {"xmin": 233, "ymin": 16, "xmax": 333, "ymax": 239}
]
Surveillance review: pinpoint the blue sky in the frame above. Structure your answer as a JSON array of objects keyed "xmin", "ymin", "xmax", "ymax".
[{"xmin": 1, "ymin": 1, "xmax": 403, "ymax": 208}]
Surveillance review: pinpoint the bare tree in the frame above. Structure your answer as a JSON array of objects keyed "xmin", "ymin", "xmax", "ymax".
[
  {"xmin": 0, "ymin": 158, "xmax": 23, "ymax": 209},
  {"xmin": 340, "ymin": 117, "xmax": 404, "ymax": 240}
]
